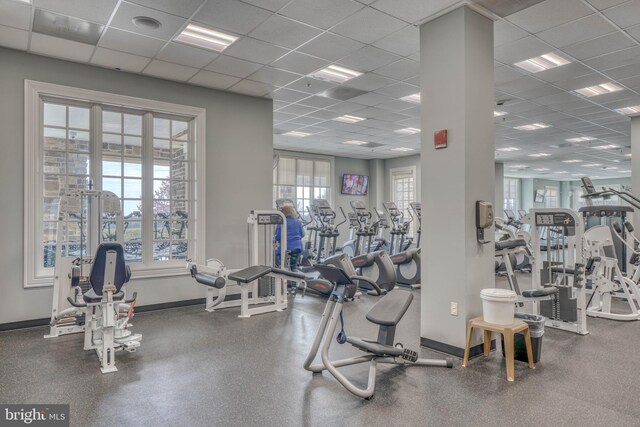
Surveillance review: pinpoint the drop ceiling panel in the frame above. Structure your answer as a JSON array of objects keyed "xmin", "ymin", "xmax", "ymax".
[
  {"xmin": 374, "ymin": 82, "xmax": 419, "ymax": 98},
  {"xmin": 224, "ymin": 37, "xmax": 289, "ymax": 64},
  {"xmin": 30, "ymin": 32, "xmax": 94, "ymax": 62},
  {"xmin": 240, "ymin": 0, "xmax": 291, "ymax": 12},
  {"xmin": 494, "ymin": 20, "xmax": 529, "ymax": 46},
  {"xmin": 0, "ymin": 0, "xmax": 32, "ymax": 30},
  {"xmin": 337, "ymin": 46, "xmax": 401, "ymax": 72},
  {"xmin": 371, "ymin": 0, "xmax": 460, "ymax": 24},
  {"xmin": 536, "ymin": 14, "xmax": 615, "ymax": 48},
  {"xmin": 285, "ymin": 77, "xmax": 335, "ymax": 94},
  {"xmin": 372, "ymin": 25, "xmax": 419, "ymax": 57},
  {"xmin": 563, "ymin": 32, "xmax": 636, "ymax": 60},
  {"xmin": 110, "ymin": 2, "xmax": 186, "ymax": 40},
  {"xmin": 373, "ymin": 58, "xmax": 419, "ymax": 81},
  {"xmin": 296, "ymin": 32, "xmax": 364, "ymax": 61},
  {"xmin": 91, "ymin": 47, "xmax": 151, "ymax": 72},
  {"xmin": 99, "ymin": 28, "xmax": 165, "ymax": 57},
  {"xmin": 272, "ymin": 87, "xmax": 310, "ymax": 102},
  {"xmin": 249, "ymin": 14, "xmax": 322, "ymax": 49},
  {"xmin": 156, "ymin": 43, "xmax": 218, "ymax": 69},
  {"xmin": 494, "ymin": 36, "xmax": 554, "ymax": 64},
  {"xmin": 506, "ymin": 0, "xmax": 593, "ymax": 33},
  {"xmin": 33, "ymin": 0, "xmax": 118, "ymax": 24},
  {"xmin": 584, "ymin": 46, "xmax": 640, "ymax": 72},
  {"xmin": 331, "ymin": 7, "xmax": 406, "ymax": 44},
  {"xmin": 193, "ymin": 0, "xmax": 272, "ymax": 36},
  {"xmin": 534, "ymin": 62, "xmax": 594, "ymax": 82},
  {"xmin": 279, "ymin": 0, "xmax": 363, "ymax": 30},
  {"xmin": 188, "ymin": 70, "xmax": 241, "ymax": 90},
  {"xmin": 602, "ymin": 1, "xmax": 640, "ymax": 28},
  {"xmin": 143, "ymin": 59, "xmax": 199, "ymax": 81},
  {"xmin": 297, "ymin": 95, "xmax": 339, "ymax": 108},
  {"xmin": 343, "ymin": 73, "xmax": 396, "ymax": 91},
  {"xmin": 270, "ymin": 51, "xmax": 328, "ymax": 75},
  {"xmin": 126, "ymin": 0, "xmax": 204, "ymax": 19},
  {"xmin": 496, "ymin": 75, "xmax": 547, "ymax": 93},
  {"xmin": 205, "ymin": 55, "xmax": 262, "ymax": 78},
  {"xmin": 0, "ymin": 24, "xmax": 28, "ymax": 50},
  {"xmin": 248, "ymin": 66, "xmax": 301, "ymax": 86},
  {"xmin": 229, "ymin": 79, "xmax": 272, "ymax": 96}
]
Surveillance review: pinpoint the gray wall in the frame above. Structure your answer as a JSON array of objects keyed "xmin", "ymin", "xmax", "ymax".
[
  {"xmin": 0, "ymin": 47, "xmax": 272, "ymax": 324},
  {"xmin": 334, "ymin": 156, "xmax": 370, "ymax": 245}
]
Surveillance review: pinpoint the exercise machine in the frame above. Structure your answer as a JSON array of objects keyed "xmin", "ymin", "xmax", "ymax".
[
  {"xmin": 383, "ymin": 202, "xmax": 420, "ymax": 289},
  {"xmin": 409, "ymin": 202, "xmax": 422, "ymax": 248},
  {"xmin": 303, "ymin": 264, "xmax": 452, "ymax": 399},
  {"xmin": 338, "ymin": 211, "xmax": 360, "ymax": 258},
  {"xmin": 383, "ymin": 202, "xmax": 413, "ymax": 254},
  {"xmin": 187, "ymin": 210, "xmax": 307, "ymax": 317}
]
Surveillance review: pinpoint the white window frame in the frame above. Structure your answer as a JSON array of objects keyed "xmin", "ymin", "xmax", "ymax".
[
  {"xmin": 544, "ymin": 186, "xmax": 559, "ymax": 208},
  {"xmin": 389, "ymin": 166, "xmax": 417, "ymax": 237},
  {"xmin": 273, "ymin": 150, "xmax": 335, "ymax": 214},
  {"xmin": 24, "ymin": 80, "xmax": 206, "ymax": 288},
  {"xmin": 503, "ymin": 177, "xmax": 520, "ymax": 212}
]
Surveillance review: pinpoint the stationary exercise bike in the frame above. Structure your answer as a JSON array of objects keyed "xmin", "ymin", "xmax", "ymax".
[
  {"xmin": 304, "ymin": 264, "xmax": 452, "ymax": 399},
  {"xmin": 384, "ymin": 202, "xmax": 420, "ymax": 289}
]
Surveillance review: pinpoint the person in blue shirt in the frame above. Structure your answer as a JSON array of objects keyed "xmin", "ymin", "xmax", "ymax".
[{"xmin": 275, "ymin": 205, "xmax": 305, "ymax": 277}]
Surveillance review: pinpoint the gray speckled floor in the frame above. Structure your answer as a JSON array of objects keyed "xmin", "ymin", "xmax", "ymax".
[{"xmin": 2, "ymin": 275, "xmax": 640, "ymax": 427}]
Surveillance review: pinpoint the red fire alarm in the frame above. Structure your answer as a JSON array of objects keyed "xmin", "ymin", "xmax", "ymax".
[{"xmin": 434, "ymin": 129, "xmax": 447, "ymax": 149}]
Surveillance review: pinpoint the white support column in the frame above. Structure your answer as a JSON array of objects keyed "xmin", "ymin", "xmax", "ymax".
[
  {"xmin": 420, "ymin": 6, "xmax": 495, "ymax": 356},
  {"xmin": 632, "ymin": 117, "xmax": 640, "ymax": 232},
  {"xmin": 495, "ymin": 163, "xmax": 504, "ymax": 217}
]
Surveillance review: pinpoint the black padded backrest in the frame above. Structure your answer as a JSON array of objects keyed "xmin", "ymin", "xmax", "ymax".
[
  {"xmin": 366, "ymin": 290, "xmax": 413, "ymax": 326},
  {"xmin": 89, "ymin": 243, "xmax": 129, "ymax": 296}
]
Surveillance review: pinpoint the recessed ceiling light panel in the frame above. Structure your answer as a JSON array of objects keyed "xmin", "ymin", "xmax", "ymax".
[
  {"xmin": 174, "ymin": 23, "xmax": 238, "ymax": 52},
  {"xmin": 494, "ymin": 111, "xmax": 508, "ymax": 117},
  {"xmin": 514, "ymin": 123, "xmax": 550, "ymax": 131},
  {"xmin": 283, "ymin": 131, "xmax": 310, "ymax": 137},
  {"xmin": 496, "ymin": 147, "xmax": 520, "ymax": 152},
  {"xmin": 33, "ymin": 9, "xmax": 105, "ymax": 45},
  {"xmin": 565, "ymin": 137, "xmax": 595, "ymax": 143},
  {"xmin": 311, "ymin": 65, "xmax": 362, "ymax": 83},
  {"xmin": 593, "ymin": 144, "xmax": 618, "ymax": 150},
  {"xmin": 400, "ymin": 93, "xmax": 421, "ymax": 104},
  {"xmin": 574, "ymin": 82, "xmax": 622, "ymax": 97},
  {"xmin": 391, "ymin": 147, "xmax": 414, "ymax": 152},
  {"xmin": 395, "ymin": 127, "xmax": 420, "ymax": 135},
  {"xmin": 528, "ymin": 153, "xmax": 551, "ymax": 157},
  {"xmin": 333, "ymin": 115, "xmax": 365, "ymax": 124},
  {"xmin": 514, "ymin": 52, "xmax": 570, "ymax": 73},
  {"xmin": 615, "ymin": 105, "xmax": 640, "ymax": 115},
  {"xmin": 343, "ymin": 140, "xmax": 368, "ymax": 145},
  {"xmin": 562, "ymin": 159, "xmax": 582, "ymax": 163}
]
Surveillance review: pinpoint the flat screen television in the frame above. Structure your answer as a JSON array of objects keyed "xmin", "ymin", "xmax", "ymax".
[
  {"xmin": 534, "ymin": 189, "xmax": 546, "ymax": 203},
  {"xmin": 341, "ymin": 174, "xmax": 369, "ymax": 195}
]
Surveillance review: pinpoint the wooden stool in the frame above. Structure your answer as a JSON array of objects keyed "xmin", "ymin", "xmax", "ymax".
[{"xmin": 462, "ymin": 316, "xmax": 534, "ymax": 382}]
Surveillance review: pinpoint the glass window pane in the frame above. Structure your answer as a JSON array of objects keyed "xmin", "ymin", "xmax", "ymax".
[
  {"xmin": 68, "ymin": 107, "xmax": 90, "ymax": 130},
  {"xmin": 314, "ymin": 160, "xmax": 330, "ymax": 186},
  {"xmin": 103, "ymin": 111, "xmax": 121, "ymax": 133},
  {"xmin": 123, "ymin": 179, "xmax": 142, "ymax": 198},
  {"xmin": 153, "ymin": 200, "xmax": 171, "ymax": 216},
  {"xmin": 153, "ymin": 221, "xmax": 171, "ymax": 239},
  {"xmin": 102, "ymin": 160, "xmax": 121, "ymax": 176},
  {"xmin": 68, "ymin": 130, "xmax": 90, "ymax": 152},
  {"xmin": 103, "ymin": 133, "xmax": 122, "ymax": 155},
  {"xmin": 67, "ymin": 153, "xmax": 90, "ymax": 175},
  {"xmin": 153, "ymin": 180, "xmax": 170, "ymax": 199},
  {"xmin": 154, "ymin": 139, "xmax": 171, "ymax": 159},
  {"xmin": 172, "ymin": 120, "xmax": 188, "ymax": 140},
  {"xmin": 43, "ymin": 174, "xmax": 65, "ymax": 197},
  {"xmin": 154, "ymin": 117, "xmax": 170, "ymax": 138},
  {"xmin": 297, "ymin": 159, "xmax": 313, "ymax": 186},
  {"xmin": 44, "ymin": 151, "xmax": 66, "ymax": 175},
  {"xmin": 44, "ymin": 103, "xmax": 66, "ymax": 127},
  {"xmin": 171, "ymin": 161, "xmax": 188, "ymax": 181},
  {"xmin": 44, "ymin": 127, "xmax": 66, "ymax": 150},
  {"xmin": 171, "ymin": 241, "xmax": 188, "ymax": 259},
  {"xmin": 124, "ymin": 114, "xmax": 142, "ymax": 136},
  {"xmin": 171, "ymin": 141, "xmax": 188, "ymax": 160},
  {"xmin": 102, "ymin": 177, "xmax": 121, "ymax": 198},
  {"xmin": 153, "ymin": 161, "xmax": 170, "ymax": 179},
  {"xmin": 172, "ymin": 181, "xmax": 188, "ymax": 200},
  {"xmin": 123, "ymin": 200, "xmax": 141, "ymax": 218},
  {"xmin": 278, "ymin": 158, "xmax": 295, "ymax": 185},
  {"xmin": 123, "ymin": 159, "xmax": 142, "ymax": 177},
  {"xmin": 124, "ymin": 136, "xmax": 142, "ymax": 157}
]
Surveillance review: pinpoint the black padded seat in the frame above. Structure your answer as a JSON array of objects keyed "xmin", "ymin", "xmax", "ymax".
[
  {"xmin": 194, "ymin": 273, "xmax": 225, "ymax": 289},
  {"xmin": 228, "ymin": 265, "xmax": 271, "ymax": 283},
  {"xmin": 270, "ymin": 267, "xmax": 307, "ymax": 280},
  {"xmin": 366, "ymin": 290, "xmax": 413, "ymax": 326},
  {"xmin": 83, "ymin": 288, "xmax": 124, "ymax": 304},
  {"xmin": 347, "ymin": 337, "xmax": 404, "ymax": 357},
  {"xmin": 351, "ymin": 253, "xmax": 374, "ymax": 268},
  {"xmin": 522, "ymin": 287, "xmax": 559, "ymax": 298},
  {"xmin": 495, "ymin": 239, "xmax": 527, "ymax": 251},
  {"xmin": 390, "ymin": 248, "xmax": 419, "ymax": 265}
]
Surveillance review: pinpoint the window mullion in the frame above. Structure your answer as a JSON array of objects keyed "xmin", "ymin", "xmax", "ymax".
[{"xmin": 142, "ymin": 113, "xmax": 154, "ymax": 265}]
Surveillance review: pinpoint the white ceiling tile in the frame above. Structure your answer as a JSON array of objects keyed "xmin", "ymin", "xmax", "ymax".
[
  {"xmin": 373, "ymin": 58, "xmax": 419, "ymax": 81},
  {"xmin": 143, "ymin": 60, "xmax": 199, "ymax": 81},
  {"xmin": 494, "ymin": 20, "xmax": 528, "ymax": 46},
  {"xmin": 536, "ymin": 14, "xmax": 615, "ymax": 48},
  {"xmin": 497, "ymin": 76, "xmax": 547, "ymax": 94},
  {"xmin": 585, "ymin": 0, "xmax": 629, "ymax": 10},
  {"xmin": 156, "ymin": 42, "xmax": 218, "ymax": 69},
  {"xmin": 0, "ymin": 0, "xmax": 31, "ymax": 30},
  {"xmin": 285, "ymin": 77, "xmax": 335, "ymax": 94},
  {"xmin": 30, "ymin": 33, "xmax": 94, "ymax": 62},
  {"xmin": 288, "ymin": 115, "xmax": 323, "ymax": 126},
  {"xmin": 331, "ymin": 7, "xmax": 406, "ymax": 44},
  {"xmin": 248, "ymin": 66, "xmax": 301, "ymax": 86},
  {"xmin": 533, "ymin": 92, "xmax": 581, "ymax": 106},
  {"xmin": 534, "ymin": 62, "xmax": 595, "ymax": 82},
  {"xmin": 90, "ymin": 47, "xmax": 151, "ymax": 72},
  {"xmin": 554, "ymin": 73, "xmax": 610, "ymax": 90},
  {"xmin": 374, "ymin": 82, "xmax": 418, "ymax": 98},
  {"xmin": 280, "ymin": 0, "xmax": 362, "ymax": 30},
  {"xmin": 240, "ymin": 0, "xmax": 291, "ymax": 12},
  {"xmin": 0, "ymin": 24, "xmax": 28, "ymax": 50},
  {"xmin": 620, "ymin": 75, "xmax": 640, "ymax": 90},
  {"xmin": 297, "ymin": 95, "xmax": 339, "ymax": 108},
  {"xmin": 584, "ymin": 46, "xmax": 640, "ymax": 72},
  {"xmin": 563, "ymin": 32, "xmax": 636, "ymax": 60},
  {"xmin": 404, "ymin": 75, "xmax": 419, "ymax": 86},
  {"xmin": 603, "ymin": 1, "xmax": 640, "ymax": 28},
  {"xmin": 127, "ymin": 0, "xmax": 203, "ymax": 18},
  {"xmin": 270, "ymin": 51, "xmax": 328, "ymax": 75},
  {"xmin": 110, "ymin": 2, "xmax": 186, "ymax": 40},
  {"xmin": 99, "ymin": 28, "xmax": 165, "ymax": 57},
  {"xmin": 34, "ymin": 0, "xmax": 118, "ymax": 24},
  {"xmin": 337, "ymin": 45, "xmax": 401, "ymax": 72},
  {"xmin": 229, "ymin": 79, "xmax": 274, "ymax": 97},
  {"xmin": 205, "ymin": 55, "xmax": 263, "ymax": 78},
  {"xmin": 494, "ymin": 66, "xmax": 526, "ymax": 84},
  {"xmin": 297, "ymin": 32, "xmax": 364, "ymax": 61},
  {"xmin": 507, "ymin": 0, "xmax": 593, "ymax": 33},
  {"xmin": 343, "ymin": 73, "xmax": 395, "ymax": 91},
  {"xmin": 371, "ymin": 25, "xmax": 418, "ymax": 57},
  {"xmin": 349, "ymin": 92, "xmax": 391, "ymax": 106},
  {"xmin": 249, "ymin": 14, "xmax": 322, "ymax": 49},
  {"xmin": 189, "ymin": 70, "xmax": 241, "ymax": 90},
  {"xmin": 306, "ymin": 109, "xmax": 340, "ymax": 120},
  {"xmin": 494, "ymin": 36, "xmax": 554, "ymax": 64},
  {"xmin": 277, "ymin": 103, "xmax": 317, "ymax": 115},
  {"xmin": 194, "ymin": 0, "xmax": 271, "ymax": 36},
  {"xmin": 328, "ymin": 101, "xmax": 369, "ymax": 114},
  {"xmin": 511, "ymin": 85, "xmax": 563, "ymax": 100},
  {"xmin": 371, "ymin": 0, "xmax": 459, "ymax": 24},
  {"xmin": 224, "ymin": 37, "xmax": 289, "ymax": 64},
  {"xmin": 272, "ymin": 87, "xmax": 310, "ymax": 102}
]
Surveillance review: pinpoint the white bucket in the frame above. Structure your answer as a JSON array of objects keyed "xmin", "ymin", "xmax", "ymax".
[{"xmin": 480, "ymin": 288, "xmax": 517, "ymax": 325}]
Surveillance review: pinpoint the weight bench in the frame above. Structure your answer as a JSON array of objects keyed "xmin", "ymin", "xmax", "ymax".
[
  {"xmin": 304, "ymin": 264, "xmax": 452, "ymax": 399},
  {"xmin": 188, "ymin": 261, "xmax": 308, "ymax": 318}
]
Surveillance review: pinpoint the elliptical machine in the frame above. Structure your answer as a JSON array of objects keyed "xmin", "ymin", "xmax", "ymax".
[{"xmin": 383, "ymin": 201, "xmax": 420, "ymax": 289}]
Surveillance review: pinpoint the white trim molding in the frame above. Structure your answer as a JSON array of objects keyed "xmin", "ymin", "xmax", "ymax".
[{"xmin": 24, "ymin": 80, "xmax": 206, "ymax": 288}]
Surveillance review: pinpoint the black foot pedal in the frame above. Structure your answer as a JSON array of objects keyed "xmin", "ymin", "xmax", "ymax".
[{"xmin": 402, "ymin": 348, "xmax": 418, "ymax": 362}]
